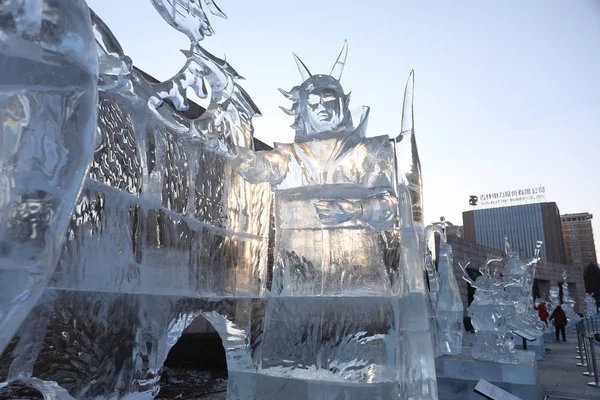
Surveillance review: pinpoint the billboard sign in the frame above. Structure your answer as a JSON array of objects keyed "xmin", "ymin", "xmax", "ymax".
[{"xmin": 469, "ymin": 186, "xmax": 546, "ymax": 208}]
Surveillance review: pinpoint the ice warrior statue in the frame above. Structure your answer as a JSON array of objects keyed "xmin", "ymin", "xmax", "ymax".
[{"xmin": 198, "ymin": 43, "xmax": 433, "ymax": 398}]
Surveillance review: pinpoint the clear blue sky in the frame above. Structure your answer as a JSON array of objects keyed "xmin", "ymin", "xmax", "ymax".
[{"xmin": 88, "ymin": 0, "xmax": 600, "ymax": 259}]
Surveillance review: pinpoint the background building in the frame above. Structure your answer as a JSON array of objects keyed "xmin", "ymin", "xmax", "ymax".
[
  {"xmin": 463, "ymin": 202, "xmax": 567, "ymax": 264},
  {"xmin": 561, "ymin": 213, "xmax": 597, "ymax": 269}
]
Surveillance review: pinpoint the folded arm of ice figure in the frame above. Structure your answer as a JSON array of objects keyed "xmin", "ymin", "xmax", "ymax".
[{"xmin": 314, "ymin": 192, "xmax": 397, "ymax": 231}]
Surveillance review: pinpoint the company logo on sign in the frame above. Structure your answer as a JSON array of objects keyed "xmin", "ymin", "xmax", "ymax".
[{"xmin": 469, "ymin": 186, "xmax": 546, "ymax": 208}]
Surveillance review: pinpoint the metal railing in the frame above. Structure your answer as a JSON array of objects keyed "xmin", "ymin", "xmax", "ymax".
[{"xmin": 575, "ymin": 317, "xmax": 600, "ymax": 388}]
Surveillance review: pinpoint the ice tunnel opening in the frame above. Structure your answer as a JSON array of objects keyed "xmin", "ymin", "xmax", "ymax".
[
  {"xmin": 159, "ymin": 315, "xmax": 228, "ymax": 399},
  {"xmin": 0, "ymin": 381, "xmax": 43, "ymax": 400}
]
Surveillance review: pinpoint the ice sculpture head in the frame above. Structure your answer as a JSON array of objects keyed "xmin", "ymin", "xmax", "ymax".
[{"xmin": 280, "ymin": 42, "xmax": 354, "ymax": 141}]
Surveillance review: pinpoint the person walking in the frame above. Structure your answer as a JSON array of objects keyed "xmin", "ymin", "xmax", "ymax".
[
  {"xmin": 535, "ymin": 302, "xmax": 549, "ymax": 326},
  {"xmin": 550, "ymin": 305, "xmax": 567, "ymax": 342}
]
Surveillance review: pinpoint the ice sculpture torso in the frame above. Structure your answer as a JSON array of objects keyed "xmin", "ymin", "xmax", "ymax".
[{"xmin": 272, "ymin": 132, "xmax": 395, "ymax": 295}]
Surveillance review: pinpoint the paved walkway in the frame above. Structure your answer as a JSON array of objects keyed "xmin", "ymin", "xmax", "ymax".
[{"xmin": 540, "ymin": 332, "xmax": 600, "ymax": 399}]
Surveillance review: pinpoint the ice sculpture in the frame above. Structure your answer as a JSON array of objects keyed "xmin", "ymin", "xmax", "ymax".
[
  {"xmin": 549, "ymin": 285, "xmax": 560, "ymax": 313},
  {"xmin": 0, "ymin": 0, "xmax": 437, "ymax": 399},
  {"xmin": 392, "ymin": 70, "xmax": 438, "ymax": 399},
  {"xmin": 428, "ymin": 217, "xmax": 464, "ymax": 356},
  {"xmin": 585, "ymin": 293, "xmax": 597, "ymax": 317},
  {"xmin": 561, "ymin": 270, "xmax": 581, "ymax": 322},
  {"xmin": 197, "ymin": 40, "xmax": 437, "ymax": 397},
  {"xmin": 1, "ymin": 1, "xmax": 270, "ymax": 398},
  {"xmin": 460, "ymin": 239, "xmax": 543, "ymax": 364},
  {"xmin": 503, "ymin": 239, "xmax": 545, "ymax": 341},
  {"xmin": 0, "ymin": 0, "xmax": 98, "ymax": 354}
]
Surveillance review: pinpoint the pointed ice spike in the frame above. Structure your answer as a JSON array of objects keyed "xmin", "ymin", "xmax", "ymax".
[
  {"xmin": 293, "ymin": 53, "xmax": 312, "ymax": 81},
  {"xmin": 278, "ymin": 88, "xmax": 294, "ymax": 100},
  {"xmin": 398, "ymin": 70, "xmax": 414, "ymax": 142},
  {"xmin": 393, "ymin": 70, "xmax": 423, "ymax": 225},
  {"xmin": 279, "ymin": 106, "xmax": 295, "ymax": 116},
  {"xmin": 330, "ymin": 40, "xmax": 348, "ymax": 80}
]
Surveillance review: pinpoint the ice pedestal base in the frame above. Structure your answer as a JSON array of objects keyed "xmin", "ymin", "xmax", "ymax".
[
  {"xmin": 543, "ymin": 325, "xmax": 556, "ymax": 343},
  {"xmin": 228, "ymin": 370, "xmax": 398, "ymax": 400},
  {"xmin": 513, "ymin": 335, "xmax": 545, "ymax": 361},
  {"xmin": 436, "ymin": 348, "xmax": 539, "ymax": 400}
]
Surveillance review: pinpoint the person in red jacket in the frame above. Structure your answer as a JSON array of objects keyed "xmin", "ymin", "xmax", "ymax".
[
  {"xmin": 550, "ymin": 305, "xmax": 568, "ymax": 342},
  {"xmin": 534, "ymin": 302, "xmax": 549, "ymax": 326}
]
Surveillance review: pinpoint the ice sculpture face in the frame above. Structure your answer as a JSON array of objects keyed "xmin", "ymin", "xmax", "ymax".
[
  {"xmin": 297, "ymin": 76, "xmax": 349, "ymax": 139},
  {"xmin": 0, "ymin": 0, "xmax": 98, "ymax": 353}
]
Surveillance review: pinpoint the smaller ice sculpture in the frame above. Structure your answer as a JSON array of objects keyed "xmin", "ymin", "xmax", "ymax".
[
  {"xmin": 460, "ymin": 257, "xmax": 516, "ymax": 363},
  {"xmin": 561, "ymin": 270, "xmax": 581, "ymax": 322},
  {"xmin": 461, "ymin": 239, "xmax": 543, "ymax": 364},
  {"xmin": 503, "ymin": 239, "xmax": 545, "ymax": 341},
  {"xmin": 428, "ymin": 217, "xmax": 464, "ymax": 356},
  {"xmin": 585, "ymin": 293, "xmax": 597, "ymax": 317},
  {"xmin": 548, "ymin": 285, "xmax": 560, "ymax": 313}
]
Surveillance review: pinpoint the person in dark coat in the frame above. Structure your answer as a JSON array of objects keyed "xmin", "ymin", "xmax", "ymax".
[{"xmin": 549, "ymin": 305, "xmax": 568, "ymax": 342}]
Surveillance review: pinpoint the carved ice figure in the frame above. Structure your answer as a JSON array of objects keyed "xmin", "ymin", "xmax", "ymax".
[
  {"xmin": 561, "ymin": 269, "xmax": 581, "ymax": 323},
  {"xmin": 549, "ymin": 285, "xmax": 560, "ymax": 313},
  {"xmin": 585, "ymin": 293, "xmax": 597, "ymax": 317},
  {"xmin": 0, "ymin": 0, "xmax": 98, "ymax": 354},
  {"xmin": 200, "ymin": 43, "xmax": 437, "ymax": 397},
  {"xmin": 1, "ymin": 2, "xmax": 270, "ymax": 398},
  {"xmin": 0, "ymin": 0, "xmax": 438, "ymax": 398},
  {"xmin": 461, "ymin": 256, "xmax": 519, "ymax": 363},
  {"xmin": 461, "ymin": 239, "xmax": 544, "ymax": 364},
  {"xmin": 503, "ymin": 238, "xmax": 545, "ymax": 341},
  {"xmin": 393, "ymin": 72, "xmax": 437, "ymax": 399},
  {"xmin": 428, "ymin": 217, "xmax": 464, "ymax": 356}
]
